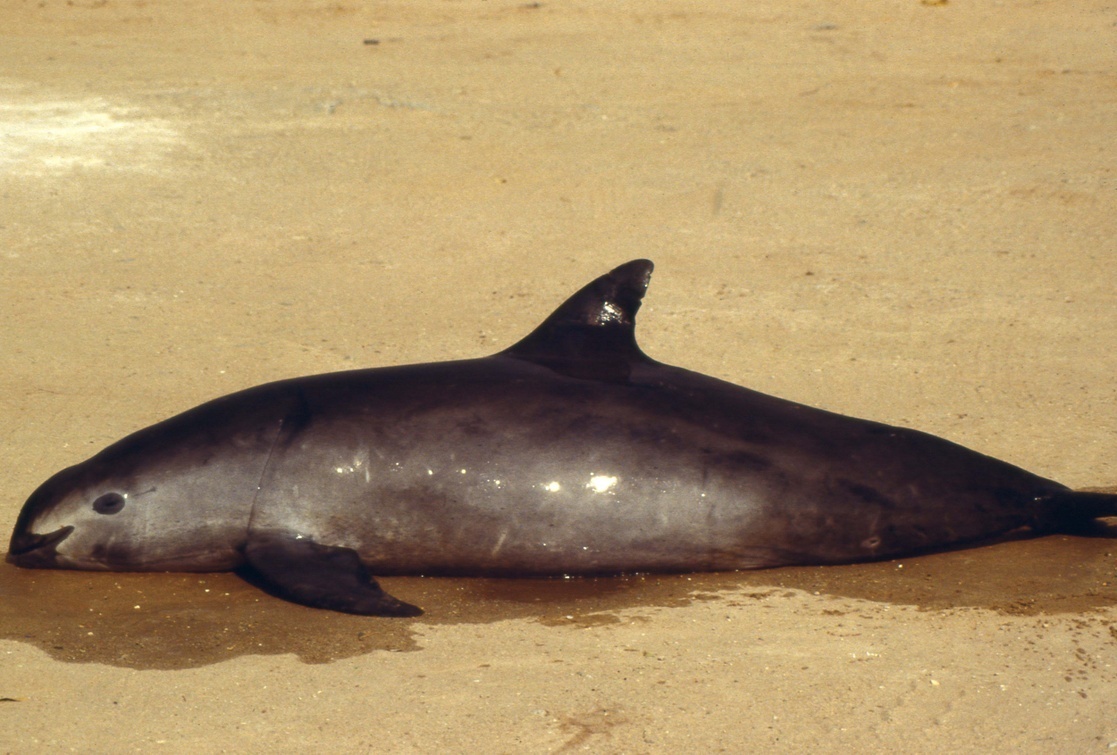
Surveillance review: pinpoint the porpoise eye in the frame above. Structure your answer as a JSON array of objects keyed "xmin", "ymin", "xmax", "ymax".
[{"xmin": 92, "ymin": 492, "xmax": 126, "ymax": 515}]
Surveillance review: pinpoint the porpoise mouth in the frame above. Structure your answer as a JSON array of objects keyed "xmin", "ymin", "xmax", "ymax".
[{"xmin": 6, "ymin": 526, "xmax": 74, "ymax": 566}]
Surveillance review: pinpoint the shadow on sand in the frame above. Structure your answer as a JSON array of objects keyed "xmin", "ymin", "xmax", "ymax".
[{"xmin": 1, "ymin": 526, "xmax": 1113, "ymax": 669}]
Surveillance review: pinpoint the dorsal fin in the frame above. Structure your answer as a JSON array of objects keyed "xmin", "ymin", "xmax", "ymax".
[{"xmin": 501, "ymin": 259, "xmax": 654, "ymax": 381}]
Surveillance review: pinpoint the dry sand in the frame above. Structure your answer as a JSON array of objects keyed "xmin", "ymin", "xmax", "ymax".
[{"xmin": 1, "ymin": 1, "xmax": 1115, "ymax": 751}]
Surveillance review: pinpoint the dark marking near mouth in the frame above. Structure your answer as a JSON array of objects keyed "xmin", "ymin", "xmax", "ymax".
[{"xmin": 8, "ymin": 526, "xmax": 73, "ymax": 561}]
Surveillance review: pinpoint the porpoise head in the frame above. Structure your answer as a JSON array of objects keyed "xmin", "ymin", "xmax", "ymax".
[{"xmin": 7, "ymin": 389, "xmax": 290, "ymax": 573}]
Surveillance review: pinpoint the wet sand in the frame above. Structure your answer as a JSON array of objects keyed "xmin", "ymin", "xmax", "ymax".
[{"xmin": 2, "ymin": 1, "xmax": 1115, "ymax": 751}]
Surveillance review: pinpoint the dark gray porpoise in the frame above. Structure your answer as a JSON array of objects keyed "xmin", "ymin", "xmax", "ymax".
[{"xmin": 8, "ymin": 260, "xmax": 1116, "ymax": 616}]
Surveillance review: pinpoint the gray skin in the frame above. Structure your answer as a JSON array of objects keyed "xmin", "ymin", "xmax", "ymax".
[{"xmin": 8, "ymin": 260, "xmax": 1117, "ymax": 616}]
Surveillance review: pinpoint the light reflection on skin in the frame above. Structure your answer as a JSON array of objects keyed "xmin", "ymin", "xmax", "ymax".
[
  {"xmin": 336, "ymin": 461, "xmax": 619, "ymax": 496},
  {"xmin": 536, "ymin": 475, "xmax": 619, "ymax": 494},
  {"xmin": 333, "ymin": 455, "xmax": 372, "ymax": 482}
]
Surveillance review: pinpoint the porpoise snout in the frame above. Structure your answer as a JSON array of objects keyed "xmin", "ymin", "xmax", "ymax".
[{"xmin": 6, "ymin": 525, "xmax": 74, "ymax": 567}]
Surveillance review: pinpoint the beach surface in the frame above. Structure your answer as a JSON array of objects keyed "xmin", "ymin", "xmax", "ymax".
[{"xmin": 1, "ymin": 1, "xmax": 1115, "ymax": 751}]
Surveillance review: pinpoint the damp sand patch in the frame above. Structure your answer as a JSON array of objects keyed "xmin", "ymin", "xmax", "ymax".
[{"xmin": 0, "ymin": 96, "xmax": 181, "ymax": 175}]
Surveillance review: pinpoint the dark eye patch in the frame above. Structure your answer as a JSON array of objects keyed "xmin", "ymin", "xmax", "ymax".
[{"xmin": 92, "ymin": 492, "xmax": 126, "ymax": 515}]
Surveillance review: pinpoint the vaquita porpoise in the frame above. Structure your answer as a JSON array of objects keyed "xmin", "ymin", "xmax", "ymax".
[{"xmin": 7, "ymin": 260, "xmax": 1116, "ymax": 616}]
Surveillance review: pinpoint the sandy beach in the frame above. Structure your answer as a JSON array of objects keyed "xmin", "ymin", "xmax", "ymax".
[{"xmin": 2, "ymin": 1, "xmax": 1115, "ymax": 751}]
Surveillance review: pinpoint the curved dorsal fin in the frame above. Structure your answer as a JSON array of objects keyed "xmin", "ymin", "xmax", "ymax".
[{"xmin": 501, "ymin": 259, "xmax": 654, "ymax": 381}]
